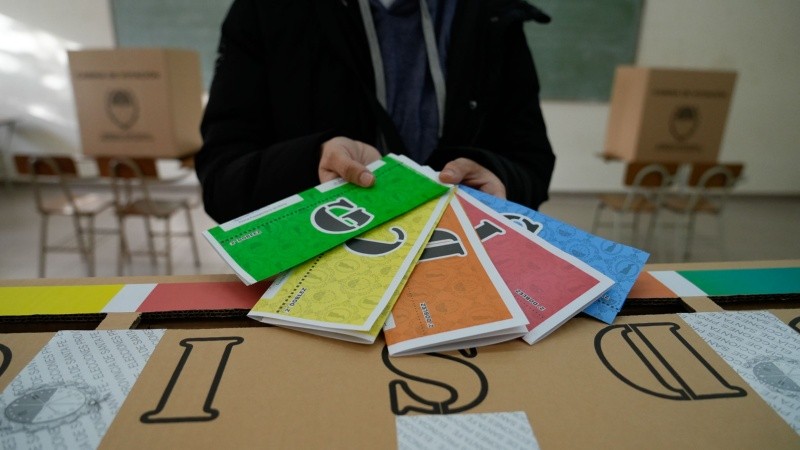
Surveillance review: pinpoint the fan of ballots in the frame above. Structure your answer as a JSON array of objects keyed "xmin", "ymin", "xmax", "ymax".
[{"xmin": 205, "ymin": 155, "xmax": 647, "ymax": 356}]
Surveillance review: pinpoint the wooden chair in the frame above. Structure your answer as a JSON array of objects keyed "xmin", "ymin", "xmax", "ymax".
[
  {"xmin": 661, "ymin": 162, "xmax": 744, "ymax": 261},
  {"xmin": 97, "ymin": 156, "xmax": 201, "ymax": 275},
  {"xmin": 14, "ymin": 154, "xmax": 114, "ymax": 277},
  {"xmin": 591, "ymin": 162, "xmax": 681, "ymax": 247}
]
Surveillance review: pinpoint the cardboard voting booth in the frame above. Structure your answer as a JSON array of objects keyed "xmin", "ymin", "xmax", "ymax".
[
  {"xmin": 68, "ymin": 49, "xmax": 203, "ymax": 159},
  {"xmin": 603, "ymin": 67, "xmax": 737, "ymax": 163},
  {"xmin": 1, "ymin": 261, "xmax": 800, "ymax": 449}
]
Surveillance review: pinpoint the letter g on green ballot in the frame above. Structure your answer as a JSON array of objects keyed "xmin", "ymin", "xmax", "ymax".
[{"xmin": 203, "ymin": 154, "xmax": 451, "ymax": 285}]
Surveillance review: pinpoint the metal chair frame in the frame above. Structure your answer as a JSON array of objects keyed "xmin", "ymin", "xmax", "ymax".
[
  {"xmin": 14, "ymin": 154, "xmax": 114, "ymax": 277},
  {"xmin": 591, "ymin": 162, "xmax": 681, "ymax": 247},
  {"xmin": 102, "ymin": 157, "xmax": 201, "ymax": 276},
  {"xmin": 661, "ymin": 162, "xmax": 744, "ymax": 261}
]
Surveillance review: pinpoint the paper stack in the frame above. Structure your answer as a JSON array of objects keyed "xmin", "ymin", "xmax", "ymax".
[{"xmin": 205, "ymin": 154, "xmax": 649, "ymax": 356}]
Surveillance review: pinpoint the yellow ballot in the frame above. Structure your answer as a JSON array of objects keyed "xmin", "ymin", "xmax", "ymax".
[{"xmin": 248, "ymin": 191, "xmax": 452, "ymax": 343}]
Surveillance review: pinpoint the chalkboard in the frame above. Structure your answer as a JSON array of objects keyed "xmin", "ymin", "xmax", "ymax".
[
  {"xmin": 111, "ymin": 0, "xmax": 642, "ymax": 101},
  {"xmin": 525, "ymin": 0, "xmax": 644, "ymax": 101},
  {"xmin": 110, "ymin": 0, "xmax": 235, "ymax": 89}
]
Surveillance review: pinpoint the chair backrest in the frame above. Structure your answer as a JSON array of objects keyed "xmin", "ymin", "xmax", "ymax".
[
  {"xmin": 686, "ymin": 162, "xmax": 744, "ymax": 188},
  {"xmin": 96, "ymin": 157, "xmax": 160, "ymax": 207},
  {"xmin": 622, "ymin": 162, "xmax": 681, "ymax": 187},
  {"xmin": 95, "ymin": 156, "xmax": 159, "ymax": 179},
  {"xmin": 13, "ymin": 154, "xmax": 81, "ymax": 213},
  {"xmin": 684, "ymin": 162, "xmax": 744, "ymax": 212},
  {"xmin": 621, "ymin": 162, "xmax": 681, "ymax": 209}
]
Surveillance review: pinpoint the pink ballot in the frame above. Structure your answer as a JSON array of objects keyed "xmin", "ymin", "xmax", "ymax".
[{"xmin": 456, "ymin": 190, "xmax": 614, "ymax": 344}]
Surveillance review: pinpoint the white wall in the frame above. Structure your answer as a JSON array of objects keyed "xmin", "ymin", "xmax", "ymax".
[
  {"xmin": 546, "ymin": 0, "xmax": 800, "ymax": 194},
  {"xmin": 0, "ymin": 0, "xmax": 114, "ymax": 169},
  {"xmin": 1, "ymin": 0, "xmax": 799, "ymax": 194}
]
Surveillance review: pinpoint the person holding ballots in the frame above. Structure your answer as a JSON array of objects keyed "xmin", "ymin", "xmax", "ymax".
[{"xmin": 195, "ymin": 0, "xmax": 555, "ymax": 223}]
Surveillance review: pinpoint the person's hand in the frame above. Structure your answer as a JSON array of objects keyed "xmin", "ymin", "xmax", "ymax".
[
  {"xmin": 439, "ymin": 158, "xmax": 506, "ymax": 198},
  {"xmin": 319, "ymin": 137, "xmax": 382, "ymax": 187}
]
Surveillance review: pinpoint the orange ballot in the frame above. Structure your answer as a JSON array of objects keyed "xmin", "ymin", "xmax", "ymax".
[{"xmin": 383, "ymin": 195, "xmax": 528, "ymax": 356}]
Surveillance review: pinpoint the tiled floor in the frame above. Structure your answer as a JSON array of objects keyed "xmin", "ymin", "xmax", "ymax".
[{"xmin": 1, "ymin": 182, "xmax": 798, "ymax": 280}]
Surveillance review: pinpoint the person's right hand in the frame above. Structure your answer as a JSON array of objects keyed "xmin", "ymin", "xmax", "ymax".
[{"xmin": 319, "ymin": 137, "xmax": 382, "ymax": 187}]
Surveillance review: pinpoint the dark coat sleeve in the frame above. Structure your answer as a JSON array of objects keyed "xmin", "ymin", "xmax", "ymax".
[
  {"xmin": 194, "ymin": 0, "xmax": 329, "ymax": 223},
  {"xmin": 428, "ymin": 7, "xmax": 555, "ymax": 210},
  {"xmin": 197, "ymin": 0, "xmax": 555, "ymax": 223}
]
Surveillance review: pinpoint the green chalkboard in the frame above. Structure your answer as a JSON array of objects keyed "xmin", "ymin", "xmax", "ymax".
[
  {"xmin": 110, "ymin": 0, "xmax": 235, "ymax": 89},
  {"xmin": 111, "ymin": 0, "xmax": 642, "ymax": 101},
  {"xmin": 525, "ymin": 0, "xmax": 644, "ymax": 101}
]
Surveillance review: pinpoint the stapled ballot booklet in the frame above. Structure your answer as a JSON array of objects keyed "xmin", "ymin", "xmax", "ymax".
[
  {"xmin": 203, "ymin": 154, "xmax": 450, "ymax": 285},
  {"xmin": 383, "ymin": 194, "xmax": 529, "ymax": 356},
  {"xmin": 459, "ymin": 186, "xmax": 649, "ymax": 324},
  {"xmin": 456, "ymin": 189, "xmax": 614, "ymax": 344},
  {"xmin": 248, "ymin": 191, "xmax": 452, "ymax": 343}
]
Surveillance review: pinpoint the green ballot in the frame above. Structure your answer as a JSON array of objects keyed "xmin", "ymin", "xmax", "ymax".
[{"xmin": 203, "ymin": 154, "xmax": 451, "ymax": 285}]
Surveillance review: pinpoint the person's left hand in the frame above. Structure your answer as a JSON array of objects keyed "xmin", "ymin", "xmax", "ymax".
[{"xmin": 438, "ymin": 158, "xmax": 506, "ymax": 198}]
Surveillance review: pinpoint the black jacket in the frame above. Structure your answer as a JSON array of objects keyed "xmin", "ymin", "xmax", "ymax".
[{"xmin": 196, "ymin": 0, "xmax": 555, "ymax": 223}]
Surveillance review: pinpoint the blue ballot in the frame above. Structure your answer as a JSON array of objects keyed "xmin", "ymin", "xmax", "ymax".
[{"xmin": 459, "ymin": 186, "xmax": 649, "ymax": 323}]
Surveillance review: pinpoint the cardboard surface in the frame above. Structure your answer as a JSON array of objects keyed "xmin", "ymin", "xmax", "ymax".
[
  {"xmin": 2, "ymin": 262, "xmax": 800, "ymax": 448},
  {"xmin": 68, "ymin": 49, "xmax": 202, "ymax": 158},
  {"xmin": 604, "ymin": 66, "xmax": 737, "ymax": 163},
  {"xmin": 0, "ymin": 332, "xmax": 55, "ymax": 391},
  {"xmin": 3, "ymin": 317, "xmax": 799, "ymax": 448}
]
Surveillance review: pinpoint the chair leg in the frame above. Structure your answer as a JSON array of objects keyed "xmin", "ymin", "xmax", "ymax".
[
  {"xmin": 591, "ymin": 204, "xmax": 604, "ymax": 234},
  {"xmin": 645, "ymin": 210, "xmax": 660, "ymax": 249},
  {"xmin": 665, "ymin": 212, "xmax": 682, "ymax": 262},
  {"xmin": 86, "ymin": 216, "xmax": 96, "ymax": 277},
  {"xmin": 631, "ymin": 212, "xmax": 641, "ymax": 245},
  {"xmin": 613, "ymin": 211, "xmax": 624, "ymax": 243},
  {"xmin": 71, "ymin": 214, "xmax": 90, "ymax": 271},
  {"xmin": 73, "ymin": 215, "xmax": 95, "ymax": 277},
  {"xmin": 117, "ymin": 216, "xmax": 129, "ymax": 276},
  {"xmin": 143, "ymin": 216, "xmax": 158, "ymax": 268},
  {"xmin": 716, "ymin": 214, "xmax": 728, "ymax": 260},
  {"xmin": 184, "ymin": 205, "xmax": 201, "ymax": 268},
  {"xmin": 164, "ymin": 218, "xmax": 173, "ymax": 276},
  {"xmin": 39, "ymin": 215, "xmax": 49, "ymax": 278},
  {"xmin": 683, "ymin": 214, "xmax": 697, "ymax": 261}
]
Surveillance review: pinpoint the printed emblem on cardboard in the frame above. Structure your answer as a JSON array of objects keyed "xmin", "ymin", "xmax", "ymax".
[
  {"xmin": 669, "ymin": 105, "xmax": 699, "ymax": 142},
  {"xmin": 106, "ymin": 89, "xmax": 139, "ymax": 131},
  {"xmin": 594, "ymin": 322, "xmax": 747, "ymax": 400},
  {"xmin": 747, "ymin": 356, "xmax": 800, "ymax": 398},
  {"xmin": 0, "ymin": 330, "xmax": 163, "ymax": 447},
  {"xmin": 2, "ymin": 382, "xmax": 107, "ymax": 432},
  {"xmin": 141, "ymin": 337, "xmax": 243, "ymax": 424},
  {"xmin": 381, "ymin": 346, "xmax": 488, "ymax": 415}
]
